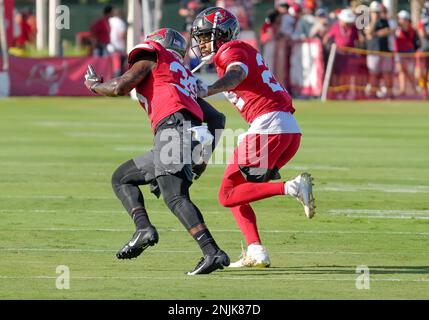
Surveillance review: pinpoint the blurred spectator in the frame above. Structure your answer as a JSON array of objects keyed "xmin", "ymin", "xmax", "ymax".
[
  {"xmin": 277, "ymin": 1, "xmax": 295, "ymax": 40},
  {"xmin": 394, "ymin": 10, "xmax": 418, "ymax": 96},
  {"xmin": 323, "ymin": 8, "xmax": 359, "ymax": 92},
  {"xmin": 310, "ymin": 8, "xmax": 330, "ymax": 40},
  {"xmin": 364, "ymin": 1, "xmax": 393, "ymax": 98},
  {"xmin": 216, "ymin": 0, "xmax": 253, "ymax": 30},
  {"xmin": 260, "ymin": 9, "xmax": 281, "ymax": 70},
  {"xmin": 90, "ymin": 5, "xmax": 114, "ymax": 57},
  {"xmin": 13, "ymin": 10, "xmax": 32, "ymax": 49},
  {"xmin": 323, "ymin": 9, "xmax": 359, "ymax": 49},
  {"xmin": 417, "ymin": 3, "xmax": 429, "ymax": 97},
  {"xmin": 108, "ymin": 8, "xmax": 127, "ymax": 76},
  {"xmin": 179, "ymin": 0, "xmax": 211, "ymax": 33},
  {"xmin": 380, "ymin": 4, "xmax": 397, "ymax": 52},
  {"xmin": 293, "ymin": 1, "xmax": 316, "ymax": 39}
]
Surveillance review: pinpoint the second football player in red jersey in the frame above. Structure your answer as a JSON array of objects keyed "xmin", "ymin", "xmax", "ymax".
[{"xmin": 192, "ymin": 7, "xmax": 316, "ymax": 267}]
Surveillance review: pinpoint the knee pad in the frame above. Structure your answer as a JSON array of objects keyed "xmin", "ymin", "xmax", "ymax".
[{"xmin": 238, "ymin": 166, "xmax": 281, "ymax": 183}]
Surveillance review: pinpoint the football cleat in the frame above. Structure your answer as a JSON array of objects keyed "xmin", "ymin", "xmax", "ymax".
[
  {"xmin": 116, "ymin": 226, "xmax": 159, "ymax": 260},
  {"xmin": 229, "ymin": 244, "xmax": 271, "ymax": 268},
  {"xmin": 286, "ymin": 172, "xmax": 316, "ymax": 219},
  {"xmin": 186, "ymin": 249, "xmax": 230, "ymax": 275}
]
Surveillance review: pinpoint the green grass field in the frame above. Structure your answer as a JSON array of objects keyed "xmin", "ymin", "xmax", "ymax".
[{"xmin": 0, "ymin": 97, "xmax": 428, "ymax": 299}]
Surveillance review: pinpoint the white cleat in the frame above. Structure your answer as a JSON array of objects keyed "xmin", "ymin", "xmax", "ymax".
[
  {"xmin": 286, "ymin": 172, "xmax": 316, "ymax": 219},
  {"xmin": 229, "ymin": 244, "xmax": 271, "ymax": 268}
]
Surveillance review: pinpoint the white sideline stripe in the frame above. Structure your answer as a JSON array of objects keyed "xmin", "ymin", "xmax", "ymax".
[
  {"xmin": 0, "ymin": 196, "xmax": 114, "ymax": 200},
  {"xmin": 34, "ymin": 121, "xmax": 143, "ymax": 128},
  {"xmin": 64, "ymin": 132, "xmax": 132, "ymax": 138},
  {"xmin": 0, "ymin": 162, "xmax": 114, "ymax": 166},
  {"xmin": 327, "ymin": 209, "xmax": 429, "ymax": 220},
  {"xmin": 330, "ymin": 215, "xmax": 429, "ymax": 220},
  {"xmin": 320, "ymin": 183, "xmax": 429, "ymax": 193},
  {"xmin": 329, "ymin": 209, "xmax": 429, "ymax": 215},
  {"xmin": 0, "ymin": 275, "xmax": 428, "ymax": 283},
  {"xmin": 0, "ymin": 227, "xmax": 428, "ymax": 236},
  {"xmin": 288, "ymin": 165, "xmax": 350, "ymax": 171},
  {"xmin": 113, "ymin": 146, "xmax": 149, "ymax": 152},
  {"xmin": 1, "ymin": 247, "xmax": 427, "ymax": 256}
]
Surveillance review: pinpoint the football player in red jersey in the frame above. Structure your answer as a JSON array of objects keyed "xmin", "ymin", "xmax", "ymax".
[
  {"xmin": 192, "ymin": 8, "xmax": 316, "ymax": 268},
  {"xmin": 84, "ymin": 28, "xmax": 229, "ymax": 275}
]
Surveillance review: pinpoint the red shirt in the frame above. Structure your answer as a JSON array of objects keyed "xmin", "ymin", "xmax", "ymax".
[
  {"xmin": 90, "ymin": 16, "xmax": 110, "ymax": 45},
  {"xmin": 214, "ymin": 40, "xmax": 294, "ymax": 125},
  {"xmin": 326, "ymin": 21, "xmax": 359, "ymax": 48},
  {"xmin": 394, "ymin": 27, "xmax": 416, "ymax": 52},
  {"xmin": 128, "ymin": 40, "xmax": 203, "ymax": 132}
]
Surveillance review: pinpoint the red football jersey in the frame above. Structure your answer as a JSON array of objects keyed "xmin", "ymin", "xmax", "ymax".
[
  {"xmin": 128, "ymin": 40, "xmax": 203, "ymax": 132},
  {"xmin": 214, "ymin": 40, "xmax": 294, "ymax": 124}
]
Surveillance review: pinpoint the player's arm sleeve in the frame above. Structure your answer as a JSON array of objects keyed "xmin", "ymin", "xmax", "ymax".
[{"xmin": 197, "ymin": 97, "xmax": 225, "ymax": 151}]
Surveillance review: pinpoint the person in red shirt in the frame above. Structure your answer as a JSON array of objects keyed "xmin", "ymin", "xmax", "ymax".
[
  {"xmin": 394, "ymin": 10, "xmax": 418, "ymax": 96},
  {"xmin": 90, "ymin": 5, "xmax": 113, "ymax": 56},
  {"xmin": 192, "ymin": 7, "xmax": 315, "ymax": 268},
  {"xmin": 323, "ymin": 9, "xmax": 361, "ymax": 93},
  {"xmin": 14, "ymin": 11, "xmax": 32, "ymax": 49},
  {"xmin": 84, "ymin": 28, "xmax": 229, "ymax": 275}
]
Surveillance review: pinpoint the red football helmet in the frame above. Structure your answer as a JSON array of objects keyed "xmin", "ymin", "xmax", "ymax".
[{"xmin": 145, "ymin": 28, "xmax": 188, "ymax": 58}]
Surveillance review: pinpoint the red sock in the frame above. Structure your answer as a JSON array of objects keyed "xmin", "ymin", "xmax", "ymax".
[
  {"xmin": 220, "ymin": 181, "xmax": 285, "ymax": 208},
  {"xmin": 230, "ymin": 204, "xmax": 261, "ymax": 245}
]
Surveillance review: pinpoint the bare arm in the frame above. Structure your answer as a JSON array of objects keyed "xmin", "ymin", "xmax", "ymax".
[
  {"xmin": 85, "ymin": 51, "xmax": 157, "ymax": 96},
  {"xmin": 207, "ymin": 65, "xmax": 247, "ymax": 96},
  {"xmin": 89, "ymin": 59, "xmax": 155, "ymax": 96}
]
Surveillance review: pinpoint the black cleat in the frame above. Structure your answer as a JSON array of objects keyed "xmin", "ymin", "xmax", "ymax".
[
  {"xmin": 186, "ymin": 249, "xmax": 230, "ymax": 275},
  {"xmin": 116, "ymin": 226, "xmax": 159, "ymax": 260}
]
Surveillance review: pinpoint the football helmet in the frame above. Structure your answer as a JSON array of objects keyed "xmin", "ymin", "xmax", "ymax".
[
  {"xmin": 146, "ymin": 28, "xmax": 188, "ymax": 58},
  {"xmin": 191, "ymin": 7, "xmax": 240, "ymax": 58}
]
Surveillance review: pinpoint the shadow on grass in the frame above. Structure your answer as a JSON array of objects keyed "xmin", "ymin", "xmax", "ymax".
[{"xmin": 223, "ymin": 265, "xmax": 429, "ymax": 276}]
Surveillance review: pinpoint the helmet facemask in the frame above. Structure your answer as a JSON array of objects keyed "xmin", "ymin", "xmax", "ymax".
[{"xmin": 191, "ymin": 11, "xmax": 225, "ymax": 62}]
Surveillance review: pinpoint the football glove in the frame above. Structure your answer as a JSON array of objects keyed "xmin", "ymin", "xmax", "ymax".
[
  {"xmin": 196, "ymin": 78, "xmax": 208, "ymax": 98},
  {"xmin": 84, "ymin": 64, "xmax": 103, "ymax": 93}
]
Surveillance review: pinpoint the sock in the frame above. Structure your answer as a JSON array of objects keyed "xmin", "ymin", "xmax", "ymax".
[
  {"xmin": 231, "ymin": 204, "xmax": 261, "ymax": 245},
  {"xmin": 131, "ymin": 208, "xmax": 151, "ymax": 230},
  {"xmin": 284, "ymin": 180, "xmax": 298, "ymax": 197},
  {"xmin": 193, "ymin": 229, "xmax": 219, "ymax": 255},
  {"xmin": 220, "ymin": 181, "xmax": 285, "ymax": 207}
]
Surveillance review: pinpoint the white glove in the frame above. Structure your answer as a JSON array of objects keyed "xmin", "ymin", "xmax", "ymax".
[
  {"xmin": 196, "ymin": 78, "xmax": 208, "ymax": 98},
  {"xmin": 188, "ymin": 125, "xmax": 214, "ymax": 147}
]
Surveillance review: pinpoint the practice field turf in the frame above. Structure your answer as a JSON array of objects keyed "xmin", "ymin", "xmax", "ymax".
[{"xmin": 0, "ymin": 97, "xmax": 428, "ymax": 300}]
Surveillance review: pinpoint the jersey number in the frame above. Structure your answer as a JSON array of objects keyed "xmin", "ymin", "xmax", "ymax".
[
  {"xmin": 170, "ymin": 61, "xmax": 198, "ymax": 99},
  {"xmin": 256, "ymin": 53, "xmax": 285, "ymax": 93},
  {"xmin": 226, "ymin": 54, "xmax": 287, "ymax": 111}
]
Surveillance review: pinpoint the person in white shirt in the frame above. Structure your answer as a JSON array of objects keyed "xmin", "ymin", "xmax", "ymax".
[{"xmin": 108, "ymin": 8, "xmax": 127, "ymax": 75}]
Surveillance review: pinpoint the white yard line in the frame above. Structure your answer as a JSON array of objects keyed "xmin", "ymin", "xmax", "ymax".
[
  {"xmin": 34, "ymin": 121, "xmax": 143, "ymax": 128},
  {"xmin": 288, "ymin": 165, "xmax": 350, "ymax": 171},
  {"xmin": 0, "ymin": 275, "xmax": 427, "ymax": 283},
  {"xmin": 327, "ymin": 209, "xmax": 429, "ymax": 220},
  {"xmin": 320, "ymin": 183, "xmax": 429, "ymax": 193}
]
